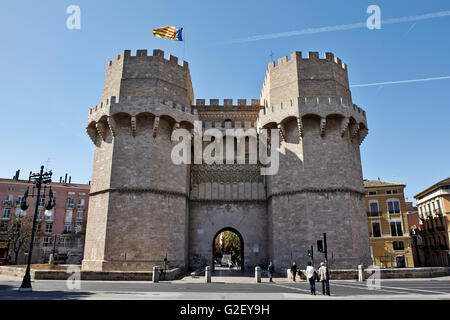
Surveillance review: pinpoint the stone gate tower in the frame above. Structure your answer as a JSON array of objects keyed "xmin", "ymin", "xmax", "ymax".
[
  {"xmin": 82, "ymin": 49, "xmax": 372, "ymax": 272},
  {"xmin": 83, "ymin": 49, "xmax": 196, "ymax": 271},
  {"xmin": 258, "ymin": 52, "xmax": 371, "ymax": 268}
]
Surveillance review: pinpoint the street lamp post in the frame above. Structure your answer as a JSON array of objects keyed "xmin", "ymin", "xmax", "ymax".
[{"xmin": 18, "ymin": 165, "xmax": 53, "ymax": 292}]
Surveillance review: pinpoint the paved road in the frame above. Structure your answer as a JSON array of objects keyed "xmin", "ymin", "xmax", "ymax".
[{"xmin": 0, "ymin": 275, "xmax": 449, "ymax": 300}]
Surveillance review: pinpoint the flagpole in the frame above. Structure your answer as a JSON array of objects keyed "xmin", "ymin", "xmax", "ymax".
[{"xmin": 182, "ymin": 28, "xmax": 186, "ymax": 62}]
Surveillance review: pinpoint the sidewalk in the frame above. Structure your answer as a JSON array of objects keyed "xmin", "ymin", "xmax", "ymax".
[{"xmin": 175, "ymin": 275, "xmax": 450, "ymax": 284}]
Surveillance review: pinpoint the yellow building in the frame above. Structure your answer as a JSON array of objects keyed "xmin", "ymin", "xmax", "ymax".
[
  {"xmin": 414, "ymin": 177, "xmax": 450, "ymax": 267},
  {"xmin": 364, "ymin": 180, "xmax": 414, "ymax": 268}
]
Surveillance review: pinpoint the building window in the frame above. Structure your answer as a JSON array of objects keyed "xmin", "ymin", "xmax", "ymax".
[
  {"xmin": 3, "ymin": 195, "xmax": 13, "ymax": 206},
  {"xmin": 76, "ymin": 237, "xmax": 84, "ymax": 248},
  {"xmin": 372, "ymin": 222, "xmax": 381, "ymax": 237},
  {"xmin": 387, "ymin": 199, "xmax": 400, "ymax": 214},
  {"xmin": 59, "ymin": 237, "xmax": 71, "ymax": 248},
  {"xmin": 43, "ymin": 236, "xmax": 53, "ymax": 247},
  {"xmin": 368, "ymin": 191, "xmax": 377, "ymax": 195},
  {"xmin": 45, "ymin": 209, "xmax": 54, "ymax": 221},
  {"xmin": 2, "ymin": 208, "xmax": 11, "ymax": 220},
  {"xmin": 37, "ymin": 210, "xmax": 44, "ymax": 221},
  {"xmin": 392, "ymin": 190, "xmax": 398, "ymax": 194},
  {"xmin": 66, "ymin": 198, "xmax": 74, "ymax": 209},
  {"xmin": 76, "ymin": 211, "xmax": 83, "ymax": 221},
  {"xmin": 390, "ymin": 221, "xmax": 403, "ymax": 237},
  {"xmin": 396, "ymin": 256, "xmax": 406, "ymax": 268},
  {"xmin": 75, "ymin": 222, "xmax": 82, "ymax": 234},
  {"xmin": 369, "ymin": 201, "xmax": 379, "ymax": 214},
  {"xmin": 64, "ymin": 224, "xmax": 72, "ymax": 234},
  {"xmin": 65, "ymin": 210, "xmax": 73, "ymax": 223},
  {"xmin": 34, "ymin": 223, "xmax": 41, "ymax": 233},
  {"xmin": 393, "ymin": 241, "xmax": 404, "ymax": 250},
  {"xmin": 45, "ymin": 223, "xmax": 53, "ymax": 234},
  {"xmin": 15, "ymin": 196, "xmax": 23, "ymax": 206},
  {"xmin": 38, "ymin": 197, "xmax": 45, "ymax": 207},
  {"xmin": 14, "ymin": 208, "xmax": 25, "ymax": 218},
  {"xmin": 0, "ymin": 221, "xmax": 8, "ymax": 232},
  {"xmin": 77, "ymin": 199, "xmax": 85, "ymax": 209}
]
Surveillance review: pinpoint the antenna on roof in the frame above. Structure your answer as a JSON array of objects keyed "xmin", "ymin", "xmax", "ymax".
[{"xmin": 44, "ymin": 157, "xmax": 51, "ymax": 172}]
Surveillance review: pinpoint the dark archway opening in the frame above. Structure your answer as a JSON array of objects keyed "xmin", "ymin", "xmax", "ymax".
[{"xmin": 212, "ymin": 227, "xmax": 244, "ymax": 271}]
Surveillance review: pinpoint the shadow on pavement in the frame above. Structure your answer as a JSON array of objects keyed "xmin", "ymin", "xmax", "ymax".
[{"xmin": 0, "ymin": 284, "xmax": 94, "ymax": 300}]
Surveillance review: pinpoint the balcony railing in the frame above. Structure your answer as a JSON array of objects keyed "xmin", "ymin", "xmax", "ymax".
[
  {"xmin": 2, "ymin": 200, "xmax": 12, "ymax": 206},
  {"xmin": 367, "ymin": 211, "xmax": 381, "ymax": 217}
]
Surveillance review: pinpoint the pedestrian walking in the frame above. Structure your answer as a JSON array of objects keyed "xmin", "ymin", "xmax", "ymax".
[
  {"xmin": 268, "ymin": 261, "xmax": 274, "ymax": 282},
  {"xmin": 306, "ymin": 261, "xmax": 317, "ymax": 295},
  {"xmin": 290, "ymin": 262, "xmax": 298, "ymax": 282},
  {"xmin": 318, "ymin": 262, "xmax": 330, "ymax": 296}
]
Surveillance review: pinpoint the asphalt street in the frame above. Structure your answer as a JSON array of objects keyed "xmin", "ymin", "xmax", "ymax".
[{"xmin": 0, "ymin": 275, "xmax": 449, "ymax": 300}]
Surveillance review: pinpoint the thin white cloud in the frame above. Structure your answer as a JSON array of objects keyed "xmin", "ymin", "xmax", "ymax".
[
  {"xmin": 351, "ymin": 76, "xmax": 450, "ymax": 88},
  {"xmin": 229, "ymin": 10, "xmax": 450, "ymax": 43}
]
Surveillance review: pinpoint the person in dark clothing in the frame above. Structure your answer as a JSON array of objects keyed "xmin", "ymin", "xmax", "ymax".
[
  {"xmin": 268, "ymin": 261, "xmax": 274, "ymax": 282},
  {"xmin": 290, "ymin": 262, "xmax": 298, "ymax": 282}
]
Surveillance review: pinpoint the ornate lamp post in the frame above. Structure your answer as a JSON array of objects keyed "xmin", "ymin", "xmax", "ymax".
[{"xmin": 18, "ymin": 165, "xmax": 54, "ymax": 292}]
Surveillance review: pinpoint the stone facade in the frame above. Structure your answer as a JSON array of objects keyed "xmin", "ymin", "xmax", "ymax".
[{"xmin": 82, "ymin": 49, "xmax": 372, "ymax": 272}]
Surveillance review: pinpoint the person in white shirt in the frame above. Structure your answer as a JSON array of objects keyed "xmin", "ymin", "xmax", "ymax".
[{"xmin": 306, "ymin": 261, "xmax": 317, "ymax": 295}]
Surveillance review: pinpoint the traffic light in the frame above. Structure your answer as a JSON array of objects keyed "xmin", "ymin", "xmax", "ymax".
[
  {"xmin": 317, "ymin": 240, "xmax": 323, "ymax": 253},
  {"xmin": 307, "ymin": 249, "xmax": 312, "ymax": 257}
]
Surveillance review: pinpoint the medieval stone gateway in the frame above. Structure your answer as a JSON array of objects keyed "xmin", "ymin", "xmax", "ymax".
[{"xmin": 82, "ymin": 49, "xmax": 372, "ymax": 272}]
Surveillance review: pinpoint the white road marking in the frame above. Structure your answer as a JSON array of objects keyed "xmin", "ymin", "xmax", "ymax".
[
  {"xmin": 340, "ymin": 282, "xmax": 450, "ymax": 295},
  {"xmin": 331, "ymin": 282, "xmax": 412, "ymax": 295},
  {"xmin": 263, "ymin": 283, "xmax": 311, "ymax": 294}
]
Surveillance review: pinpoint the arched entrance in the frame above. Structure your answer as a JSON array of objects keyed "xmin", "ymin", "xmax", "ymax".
[{"xmin": 212, "ymin": 227, "xmax": 244, "ymax": 271}]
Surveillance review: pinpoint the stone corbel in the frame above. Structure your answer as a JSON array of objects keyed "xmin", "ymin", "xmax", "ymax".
[
  {"xmin": 96, "ymin": 122, "xmax": 106, "ymax": 141},
  {"xmin": 359, "ymin": 127, "xmax": 369, "ymax": 145},
  {"xmin": 340, "ymin": 117, "xmax": 350, "ymax": 137},
  {"xmin": 277, "ymin": 123, "xmax": 286, "ymax": 142},
  {"xmin": 350, "ymin": 123, "xmax": 360, "ymax": 139},
  {"xmin": 297, "ymin": 117, "xmax": 303, "ymax": 139},
  {"xmin": 320, "ymin": 117, "xmax": 326, "ymax": 137},
  {"xmin": 153, "ymin": 116, "xmax": 160, "ymax": 137},
  {"xmin": 107, "ymin": 116, "xmax": 116, "ymax": 137},
  {"xmin": 86, "ymin": 126, "xmax": 97, "ymax": 144},
  {"xmin": 131, "ymin": 116, "xmax": 136, "ymax": 137}
]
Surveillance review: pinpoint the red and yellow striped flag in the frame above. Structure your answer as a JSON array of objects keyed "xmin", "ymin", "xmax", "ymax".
[{"xmin": 153, "ymin": 26, "xmax": 183, "ymax": 41}]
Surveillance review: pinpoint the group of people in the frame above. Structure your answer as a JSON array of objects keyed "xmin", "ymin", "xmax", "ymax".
[{"xmin": 267, "ymin": 261, "xmax": 330, "ymax": 296}]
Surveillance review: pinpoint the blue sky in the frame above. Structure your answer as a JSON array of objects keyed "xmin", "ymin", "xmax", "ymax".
[{"xmin": 0, "ymin": 0, "xmax": 449, "ymax": 203}]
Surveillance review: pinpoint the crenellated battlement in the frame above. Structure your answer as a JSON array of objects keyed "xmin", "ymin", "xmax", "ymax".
[
  {"xmin": 195, "ymin": 99, "xmax": 261, "ymax": 107},
  {"xmin": 87, "ymin": 95, "xmax": 198, "ymax": 127},
  {"xmin": 261, "ymin": 51, "xmax": 351, "ymax": 108},
  {"xmin": 266, "ymin": 51, "xmax": 346, "ymax": 72},
  {"xmin": 201, "ymin": 120, "xmax": 256, "ymax": 129},
  {"xmin": 102, "ymin": 49, "xmax": 194, "ymax": 106},
  {"xmin": 257, "ymin": 96, "xmax": 367, "ymax": 143},
  {"xmin": 105, "ymin": 49, "xmax": 189, "ymax": 69},
  {"xmin": 259, "ymin": 96, "xmax": 365, "ymax": 116}
]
